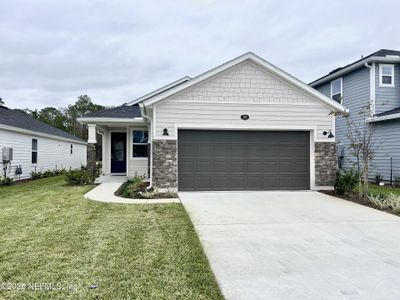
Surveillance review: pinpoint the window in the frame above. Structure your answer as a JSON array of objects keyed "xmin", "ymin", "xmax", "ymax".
[
  {"xmin": 380, "ymin": 64, "xmax": 394, "ymax": 87},
  {"xmin": 331, "ymin": 78, "xmax": 343, "ymax": 103},
  {"xmin": 132, "ymin": 130, "xmax": 148, "ymax": 157},
  {"xmin": 70, "ymin": 144, "xmax": 73, "ymax": 154},
  {"xmin": 32, "ymin": 138, "xmax": 38, "ymax": 164}
]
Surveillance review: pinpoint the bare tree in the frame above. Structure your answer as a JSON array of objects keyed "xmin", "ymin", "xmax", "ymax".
[{"xmin": 334, "ymin": 103, "xmax": 378, "ymax": 199}]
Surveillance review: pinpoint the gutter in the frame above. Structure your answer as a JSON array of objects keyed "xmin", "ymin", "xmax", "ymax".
[
  {"xmin": 367, "ymin": 113, "xmax": 400, "ymax": 123},
  {"xmin": 364, "ymin": 62, "xmax": 375, "ymax": 116},
  {"xmin": 139, "ymin": 102, "xmax": 153, "ymax": 189},
  {"xmin": 77, "ymin": 117, "xmax": 144, "ymax": 124},
  {"xmin": 310, "ymin": 56, "xmax": 400, "ymax": 87}
]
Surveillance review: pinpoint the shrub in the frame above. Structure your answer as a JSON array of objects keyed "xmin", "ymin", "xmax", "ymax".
[
  {"xmin": 54, "ymin": 168, "xmax": 67, "ymax": 176},
  {"xmin": 367, "ymin": 193, "xmax": 400, "ymax": 214},
  {"xmin": 375, "ymin": 173, "xmax": 383, "ymax": 184},
  {"xmin": 31, "ymin": 171, "xmax": 43, "ymax": 180},
  {"xmin": 65, "ymin": 169, "xmax": 94, "ymax": 185},
  {"xmin": 43, "ymin": 170, "xmax": 55, "ymax": 178},
  {"xmin": 334, "ymin": 169, "xmax": 359, "ymax": 196},
  {"xmin": 119, "ymin": 175, "xmax": 148, "ymax": 198},
  {"xmin": 0, "ymin": 176, "xmax": 14, "ymax": 186}
]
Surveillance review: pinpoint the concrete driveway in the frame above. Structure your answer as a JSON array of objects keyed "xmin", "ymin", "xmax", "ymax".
[{"xmin": 179, "ymin": 191, "xmax": 400, "ymax": 300}]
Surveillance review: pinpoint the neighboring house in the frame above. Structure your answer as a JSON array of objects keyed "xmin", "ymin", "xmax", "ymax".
[
  {"xmin": 79, "ymin": 52, "xmax": 346, "ymax": 191},
  {"xmin": 310, "ymin": 49, "xmax": 400, "ymax": 182},
  {"xmin": 0, "ymin": 103, "xmax": 87, "ymax": 180}
]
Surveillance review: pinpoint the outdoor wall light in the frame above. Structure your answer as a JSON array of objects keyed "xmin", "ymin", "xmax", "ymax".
[
  {"xmin": 163, "ymin": 128, "xmax": 169, "ymax": 136},
  {"xmin": 323, "ymin": 130, "xmax": 334, "ymax": 138}
]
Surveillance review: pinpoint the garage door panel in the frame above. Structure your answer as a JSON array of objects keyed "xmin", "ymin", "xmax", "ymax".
[{"xmin": 178, "ymin": 130, "xmax": 310, "ymax": 191}]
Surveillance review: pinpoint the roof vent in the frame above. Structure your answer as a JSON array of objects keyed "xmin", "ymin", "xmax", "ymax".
[{"xmin": 0, "ymin": 98, "xmax": 4, "ymax": 106}]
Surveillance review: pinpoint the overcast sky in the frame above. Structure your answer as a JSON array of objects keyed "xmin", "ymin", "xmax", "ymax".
[{"xmin": 1, "ymin": 0, "xmax": 400, "ymax": 110}]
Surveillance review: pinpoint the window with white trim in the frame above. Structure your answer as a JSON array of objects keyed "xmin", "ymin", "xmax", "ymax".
[
  {"xmin": 379, "ymin": 64, "xmax": 394, "ymax": 87},
  {"xmin": 32, "ymin": 138, "xmax": 38, "ymax": 164},
  {"xmin": 331, "ymin": 78, "xmax": 343, "ymax": 103},
  {"xmin": 132, "ymin": 130, "xmax": 148, "ymax": 157}
]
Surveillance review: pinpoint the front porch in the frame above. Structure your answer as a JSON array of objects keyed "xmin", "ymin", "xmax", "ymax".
[
  {"xmin": 78, "ymin": 105, "xmax": 151, "ymax": 179},
  {"xmin": 93, "ymin": 124, "xmax": 150, "ymax": 178}
]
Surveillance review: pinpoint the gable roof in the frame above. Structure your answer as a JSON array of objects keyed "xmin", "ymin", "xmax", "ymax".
[
  {"xmin": 83, "ymin": 104, "xmax": 142, "ymax": 119},
  {"xmin": 310, "ymin": 49, "xmax": 400, "ymax": 87},
  {"xmin": 139, "ymin": 52, "xmax": 347, "ymax": 113},
  {"xmin": 126, "ymin": 77, "xmax": 191, "ymax": 106},
  {"xmin": 0, "ymin": 106, "xmax": 86, "ymax": 143}
]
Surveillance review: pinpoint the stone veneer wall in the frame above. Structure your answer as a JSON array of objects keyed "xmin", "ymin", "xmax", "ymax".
[
  {"xmin": 315, "ymin": 142, "xmax": 337, "ymax": 186},
  {"xmin": 87, "ymin": 143, "xmax": 97, "ymax": 177},
  {"xmin": 152, "ymin": 140, "xmax": 177, "ymax": 188}
]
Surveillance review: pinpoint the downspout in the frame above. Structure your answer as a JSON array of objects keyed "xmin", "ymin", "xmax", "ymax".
[
  {"xmin": 364, "ymin": 62, "xmax": 375, "ymax": 116},
  {"xmin": 139, "ymin": 102, "xmax": 153, "ymax": 189}
]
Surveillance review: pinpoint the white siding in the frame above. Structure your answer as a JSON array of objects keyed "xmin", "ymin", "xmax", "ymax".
[
  {"xmin": 154, "ymin": 61, "xmax": 334, "ymax": 140},
  {"xmin": 127, "ymin": 127, "xmax": 149, "ymax": 177},
  {"xmin": 0, "ymin": 128, "xmax": 86, "ymax": 180}
]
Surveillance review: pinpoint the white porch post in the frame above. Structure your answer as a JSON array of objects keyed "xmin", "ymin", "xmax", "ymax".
[{"xmin": 88, "ymin": 124, "xmax": 97, "ymax": 143}]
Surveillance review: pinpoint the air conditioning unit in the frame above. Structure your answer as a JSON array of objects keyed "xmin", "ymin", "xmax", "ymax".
[{"xmin": 2, "ymin": 147, "xmax": 13, "ymax": 162}]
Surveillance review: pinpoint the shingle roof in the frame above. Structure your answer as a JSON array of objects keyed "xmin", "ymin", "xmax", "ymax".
[
  {"xmin": 375, "ymin": 106, "xmax": 400, "ymax": 117},
  {"xmin": 310, "ymin": 49, "xmax": 400, "ymax": 86},
  {"xmin": 0, "ymin": 106, "xmax": 85, "ymax": 142},
  {"xmin": 83, "ymin": 104, "xmax": 141, "ymax": 118}
]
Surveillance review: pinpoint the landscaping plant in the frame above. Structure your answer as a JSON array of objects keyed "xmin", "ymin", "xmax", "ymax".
[
  {"xmin": 65, "ymin": 168, "xmax": 95, "ymax": 185},
  {"xmin": 367, "ymin": 192, "xmax": 400, "ymax": 214},
  {"xmin": 333, "ymin": 103, "xmax": 378, "ymax": 199},
  {"xmin": 0, "ymin": 176, "xmax": 13, "ymax": 186},
  {"xmin": 334, "ymin": 169, "xmax": 359, "ymax": 196}
]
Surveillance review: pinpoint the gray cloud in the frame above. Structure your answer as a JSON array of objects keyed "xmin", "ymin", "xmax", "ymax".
[{"xmin": 1, "ymin": 0, "xmax": 400, "ymax": 110}]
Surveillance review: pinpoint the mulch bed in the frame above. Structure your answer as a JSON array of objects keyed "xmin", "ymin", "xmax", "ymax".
[{"xmin": 319, "ymin": 190, "xmax": 397, "ymax": 216}]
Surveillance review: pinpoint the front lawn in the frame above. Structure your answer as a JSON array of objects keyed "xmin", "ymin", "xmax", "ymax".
[{"xmin": 0, "ymin": 176, "xmax": 222, "ymax": 299}]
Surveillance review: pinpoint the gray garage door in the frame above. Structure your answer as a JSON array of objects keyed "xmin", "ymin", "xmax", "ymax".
[{"xmin": 178, "ymin": 130, "xmax": 310, "ymax": 191}]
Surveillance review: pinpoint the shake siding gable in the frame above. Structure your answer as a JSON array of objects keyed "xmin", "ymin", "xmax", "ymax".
[{"xmin": 154, "ymin": 61, "xmax": 334, "ymax": 141}]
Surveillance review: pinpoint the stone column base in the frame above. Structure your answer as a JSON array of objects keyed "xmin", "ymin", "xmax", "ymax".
[
  {"xmin": 315, "ymin": 142, "xmax": 337, "ymax": 186},
  {"xmin": 152, "ymin": 140, "xmax": 177, "ymax": 189},
  {"xmin": 87, "ymin": 143, "xmax": 97, "ymax": 177}
]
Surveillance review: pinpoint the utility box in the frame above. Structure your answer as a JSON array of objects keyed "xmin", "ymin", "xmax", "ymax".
[{"xmin": 2, "ymin": 147, "xmax": 13, "ymax": 162}]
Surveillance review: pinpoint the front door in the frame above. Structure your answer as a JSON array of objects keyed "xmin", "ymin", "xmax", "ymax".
[{"xmin": 111, "ymin": 132, "xmax": 127, "ymax": 173}]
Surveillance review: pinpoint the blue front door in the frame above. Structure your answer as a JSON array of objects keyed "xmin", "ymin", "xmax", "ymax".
[{"xmin": 111, "ymin": 132, "xmax": 126, "ymax": 173}]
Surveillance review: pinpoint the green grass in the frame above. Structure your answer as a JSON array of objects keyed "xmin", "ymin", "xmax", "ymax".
[
  {"xmin": 0, "ymin": 176, "xmax": 223, "ymax": 299},
  {"xmin": 366, "ymin": 184, "xmax": 400, "ymax": 197}
]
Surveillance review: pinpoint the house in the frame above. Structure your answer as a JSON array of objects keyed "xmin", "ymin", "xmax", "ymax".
[
  {"xmin": 0, "ymin": 102, "xmax": 87, "ymax": 180},
  {"xmin": 78, "ymin": 52, "xmax": 346, "ymax": 191},
  {"xmin": 310, "ymin": 49, "xmax": 400, "ymax": 182}
]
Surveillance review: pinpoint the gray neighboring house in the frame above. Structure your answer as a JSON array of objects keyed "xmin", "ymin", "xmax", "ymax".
[
  {"xmin": 79, "ymin": 52, "xmax": 346, "ymax": 191},
  {"xmin": 310, "ymin": 49, "xmax": 400, "ymax": 182}
]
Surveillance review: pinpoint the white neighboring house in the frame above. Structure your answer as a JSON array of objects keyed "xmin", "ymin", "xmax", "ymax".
[{"xmin": 0, "ymin": 103, "xmax": 87, "ymax": 180}]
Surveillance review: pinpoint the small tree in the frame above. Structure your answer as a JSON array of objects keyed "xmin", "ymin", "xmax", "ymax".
[{"xmin": 334, "ymin": 103, "xmax": 377, "ymax": 199}]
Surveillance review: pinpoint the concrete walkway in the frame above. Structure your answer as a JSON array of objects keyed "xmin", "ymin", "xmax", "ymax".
[
  {"xmin": 180, "ymin": 191, "xmax": 400, "ymax": 300},
  {"xmin": 85, "ymin": 176, "xmax": 180, "ymax": 204}
]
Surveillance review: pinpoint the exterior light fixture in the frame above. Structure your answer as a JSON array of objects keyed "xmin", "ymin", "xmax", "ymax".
[
  {"xmin": 323, "ymin": 130, "xmax": 334, "ymax": 138},
  {"xmin": 163, "ymin": 128, "xmax": 169, "ymax": 136},
  {"xmin": 241, "ymin": 114, "xmax": 250, "ymax": 120}
]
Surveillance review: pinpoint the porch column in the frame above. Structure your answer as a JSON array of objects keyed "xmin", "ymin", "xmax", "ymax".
[{"xmin": 87, "ymin": 124, "xmax": 97, "ymax": 177}]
